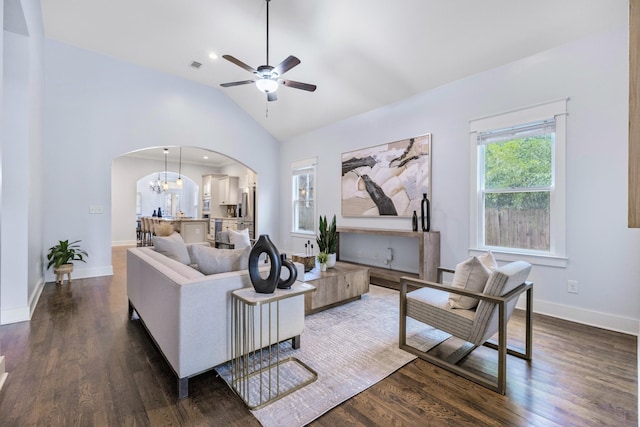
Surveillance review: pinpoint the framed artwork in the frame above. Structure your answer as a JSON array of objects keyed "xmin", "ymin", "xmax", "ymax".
[{"xmin": 341, "ymin": 134, "xmax": 431, "ymax": 217}]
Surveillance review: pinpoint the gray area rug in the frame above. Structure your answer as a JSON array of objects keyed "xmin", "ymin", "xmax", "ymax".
[{"xmin": 216, "ymin": 284, "xmax": 450, "ymax": 427}]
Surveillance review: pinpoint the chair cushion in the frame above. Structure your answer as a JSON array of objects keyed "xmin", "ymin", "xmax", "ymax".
[
  {"xmin": 153, "ymin": 232, "xmax": 191, "ymax": 265},
  {"xmin": 228, "ymin": 228, "xmax": 251, "ymax": 249},
  {"xmin": 448, "ymin": 256, "xmax": 491, "ymax": 309},
  {"xmin": 407, "ymin": 287, "xmax": 475, "ymax": 339},
  {"xmin": 188, "ymin": 244, "xmax": 250, "ymax": 275}
]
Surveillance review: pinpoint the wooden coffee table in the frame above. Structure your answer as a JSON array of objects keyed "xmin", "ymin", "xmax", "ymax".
[{"xmin": 303, "ymin": 261, "xmax": 370, "ymax": 314}]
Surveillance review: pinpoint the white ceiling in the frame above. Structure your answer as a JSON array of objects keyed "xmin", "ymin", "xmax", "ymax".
[{"xmin": 41, "ymin": 0, "xmax": 628, "ymax": 142}]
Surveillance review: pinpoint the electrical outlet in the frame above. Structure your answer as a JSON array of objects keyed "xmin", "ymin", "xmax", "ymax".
[
  {"xmin": 567, "ymin": 280, "xmax": 579, "ymax": 294},
  {"xmin": 89, "ymin": 205, "xmax": 104, "ymax": 214}
]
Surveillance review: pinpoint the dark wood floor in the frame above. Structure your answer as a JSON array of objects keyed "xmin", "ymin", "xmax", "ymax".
[{"xmin": 0, "ymin": 246, "xmax": 636, "ymax": 426}]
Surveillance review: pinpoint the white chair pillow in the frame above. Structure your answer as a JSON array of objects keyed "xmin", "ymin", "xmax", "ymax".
[
  {"xmin": 448, "ymin": 256, "xmax": 491, "ymax": 309},
  {"xmin": 478, "ymin": 250, "xmax": 498, "ymax": 270},
  {"xmin": 228, "ymin": 228, "xmax": 251, "ymax": 249}
]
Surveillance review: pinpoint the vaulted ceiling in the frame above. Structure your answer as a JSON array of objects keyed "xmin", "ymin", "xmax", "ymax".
[{"xmin": 41, "ymin": 0, "xmax": 627, "ymax": 141}]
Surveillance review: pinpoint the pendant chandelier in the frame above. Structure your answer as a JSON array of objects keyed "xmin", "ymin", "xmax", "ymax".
[
  {"xmin": 162, "ymin": 148, "xmax": 169, "ymax": 191},
  {"xmin": 176, "ymin": 147, "xmax": 183, "ymax": 188}
]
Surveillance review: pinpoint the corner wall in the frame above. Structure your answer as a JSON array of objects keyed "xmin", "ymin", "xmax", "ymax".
[
  {"xmin": 39, "ymin": 39, "xmax": 282, "ymax": 290},
  {"xmin": 281, "ymin": 28, "xmax": 640, "ymax": 335}
]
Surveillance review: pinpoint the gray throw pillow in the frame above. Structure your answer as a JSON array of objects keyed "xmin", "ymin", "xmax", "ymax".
[
  {"xmin": 189, "ymin": 244, "xmax": 250, "ymax": 275},
  {"xmin": 152, "ymin": 232, "xmax": 191, "ymax": 265}
]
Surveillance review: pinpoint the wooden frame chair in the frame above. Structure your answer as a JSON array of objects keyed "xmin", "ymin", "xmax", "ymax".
[{"xmin": 399, "ymin": 261, "xmax": 533, "ymax": 394}]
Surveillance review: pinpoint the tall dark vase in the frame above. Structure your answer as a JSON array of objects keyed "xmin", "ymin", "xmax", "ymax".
[
  {"xmin": 277, "ymin": 254, "xmax": 298, "ymax": 289},
  {"xmin": 420, "ymin": 193, "xmax": 431, "ymax": 232},
  {"xmin": 412, "ymin": 210, "xmax": 418, "ymax": 232},
  {"xmin": 248, "ymin": 235, "xmax": 281, "ymax": 294}
]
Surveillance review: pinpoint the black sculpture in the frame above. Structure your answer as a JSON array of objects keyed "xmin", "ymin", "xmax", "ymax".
[{"xmin": 248, "ymin": 235, "xmax": 281, "ymax": 293}]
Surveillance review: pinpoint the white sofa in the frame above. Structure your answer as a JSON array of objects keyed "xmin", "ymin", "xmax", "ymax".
[{"xmin": 126, "ymin": 245, "xmax": 306, "ymax": 398}]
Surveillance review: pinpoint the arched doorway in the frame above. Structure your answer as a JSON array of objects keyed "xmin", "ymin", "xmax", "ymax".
[{"xmin": 111, "ymin": 146, "xmax": 257, "ymax": 246}]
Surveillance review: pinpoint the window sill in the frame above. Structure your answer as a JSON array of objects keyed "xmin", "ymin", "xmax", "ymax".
[
  {"xmin": 469, "ymin": 248, "xmax": 568, "ymax": 268},
  {"xmin": 291, "ymin": 231, "xmax": 315, "ymax": 238}
]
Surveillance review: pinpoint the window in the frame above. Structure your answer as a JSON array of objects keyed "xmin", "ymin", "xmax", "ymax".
[
  {"xmin": 470, "ymin": 99, "xmax": 567, "ymax": 266},
  {"xmin": 292, "ymin": 157, "xmax": 317, "ymax": 235}
]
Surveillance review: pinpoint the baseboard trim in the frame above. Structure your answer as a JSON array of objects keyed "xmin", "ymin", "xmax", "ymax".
[
  {"xmin": 112, "ymin": 240, "xmax": 137, "ymax": 247},
  {"xmin": 1, "ymin": 306, "xmax": 30, "ymax": 325},
  {"xmin": 526, "ymin": 299, "xmax": 639, "ymax": 336},
  {"xmin": 28, "ymin": 278, "xmax": 45, "ymax": 319}
]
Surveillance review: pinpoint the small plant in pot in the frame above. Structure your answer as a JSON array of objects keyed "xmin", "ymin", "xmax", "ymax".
[
  {"xmin": 47, "ymin": 239, "xmax": 88, "ymax": 284},
  {"xmin": 317, "ymin": 252, "xmax": 329, "ymax": 272},
  {"xmin": 316, "ymin": 214, "xmax": 338, "ymax": 268}
]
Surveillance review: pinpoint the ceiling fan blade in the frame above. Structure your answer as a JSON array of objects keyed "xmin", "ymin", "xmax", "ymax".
[
  {"xmin": 220, "ymin": 79, "xmax": 256, "ymax": 87},
  {"xmin": 280, "ymin": 79, "xmax": 317, "ymax": 92},
  {"xmin": 267, "ymin": 92, "xmax": 278, "ymax": 102},
  {"xmin": 222, "ymin": 55, "xmax": 258, "ymax": 74},
  {"xmin": 272, "ymin": 55, "xmax": 301, "ymax": 77}
]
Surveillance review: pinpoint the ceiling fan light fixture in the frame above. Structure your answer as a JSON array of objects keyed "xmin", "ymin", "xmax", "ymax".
[{"xmin": 255, "ymin": 78, "xmax": 278, "ymax": 93}]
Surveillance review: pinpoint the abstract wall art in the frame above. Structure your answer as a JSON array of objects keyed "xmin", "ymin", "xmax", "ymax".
[{"xmin": 341, "ymin": 134, "xmax": 431, "ymax": 217}]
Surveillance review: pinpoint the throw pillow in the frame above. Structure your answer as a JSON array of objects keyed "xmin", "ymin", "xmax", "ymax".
[
  {"xmin": 478, "ymin": 251, "xmax": 498, "ymax": 271},
  {"xmin": 153, "ymin": 232, "xmax": 191, "ymax": 265},
  {"xmin": 189, "ymin": 244, "xmax": 251, "ymax": 275},
  {"xmin": 448, "ymin": 256, "xmax": 491, "ymax": 310},
  {"xmin": 228, "ymin": 228, "xmax": 251, "ymax": 249}
]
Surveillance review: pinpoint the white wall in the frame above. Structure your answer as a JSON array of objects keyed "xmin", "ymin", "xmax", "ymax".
[
  {"xmin": 280, "ymin": 28, "xmax": 640, "ymax": 335},
  {"xmin": 1, "ymin": 0, "xmax": 45, "ymax": 325},
  {"xmin": 38, "ymin": 39, "xmax": 283, "ymax": 287}
]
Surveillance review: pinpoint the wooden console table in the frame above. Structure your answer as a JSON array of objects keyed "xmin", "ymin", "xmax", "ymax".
[{"xmin": 336, "ymin": 227, "xmax": 440, "ymax": 289}]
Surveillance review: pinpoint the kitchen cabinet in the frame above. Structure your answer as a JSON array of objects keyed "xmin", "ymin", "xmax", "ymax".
[{"xmin": 218, "ymin": 176, "xmax": 239, "ymax": 205}]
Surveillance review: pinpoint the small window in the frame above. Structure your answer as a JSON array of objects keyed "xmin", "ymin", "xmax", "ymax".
[
  {"xmin": 292, "ymin": 158, "xmax": 316, "ymax": 235},
  {"xmin": 470, "ymin": 99, "xmax": 567, "ymax": 266}
]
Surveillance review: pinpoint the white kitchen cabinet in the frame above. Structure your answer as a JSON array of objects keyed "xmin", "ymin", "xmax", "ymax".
[{"xmin": 218, "ymin": 176, "xmax": 239, "ymax": 205}]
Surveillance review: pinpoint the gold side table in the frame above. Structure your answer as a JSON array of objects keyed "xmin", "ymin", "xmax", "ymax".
[{"xmin": 231, "ymin": 283, "xmax": 317, "ymax": 409}]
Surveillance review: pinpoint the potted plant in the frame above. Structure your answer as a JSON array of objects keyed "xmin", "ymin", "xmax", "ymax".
[
  {"xmin": 317, "ymin": 251, "xmax": 329, "ymax": 272},
  {"xmin": 47, "ymin": 239, "xmax": 88, "ymax": 284},
  {"xmin": 316, "ymin": 214, "xmax": 338, "ymax": 268}
]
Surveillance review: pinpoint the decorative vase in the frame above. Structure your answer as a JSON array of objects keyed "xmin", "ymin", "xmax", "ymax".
[
  {"xmin": 248, "ymin": 234, "xmax": 281, "ymax": 293},
  {"xmin": 412, "ymin": 210, "xmax": 418, "ymax": 232},
  {"xmin": 277, "ymin": 254, "xmax": 298, "ymax": 289},
  {"xmin": 326, "ymin": 253, "xmax": 337, "ymax": 268},
  {"xmin": 321, "ymin": 263, "xmax": 327, "ymax": 272},
  {"xmin": 420, "ymin": 193, "xmax": 431, "ymax": 232}
]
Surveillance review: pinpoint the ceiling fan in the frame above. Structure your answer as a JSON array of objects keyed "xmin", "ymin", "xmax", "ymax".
[{"xmin": 220, "ymin": 0, "xmax": 316, "ymax": 102}]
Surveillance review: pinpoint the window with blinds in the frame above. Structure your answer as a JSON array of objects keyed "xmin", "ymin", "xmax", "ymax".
[
  {"xmin": 478, "ymin": 120, "xmax": 554, "ymax": 251},
  {"xmin": 292, "ymin": 158, "xmax": 317, "ymax": 234},
  {"xmin": 469, "ymin": 99, "xmax": 568, "ymax": 264}
]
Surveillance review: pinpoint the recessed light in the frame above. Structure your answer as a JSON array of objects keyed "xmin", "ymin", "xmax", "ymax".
[
  {"xmin": 208, "ymin": 52, "xmax": 218, "ymax": 60},
  {"xmin": 203, "ymin": 156, "xmax": 209, "ymax": 160}
]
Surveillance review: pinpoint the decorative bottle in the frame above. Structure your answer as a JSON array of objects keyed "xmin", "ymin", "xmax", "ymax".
[
  {"xmin": 412, "ymin": 210, "xmax": 418, "ymax": 232},
  {"xmin": 420, "ymin": 193, "xmax": 431, "ymax": 232}
]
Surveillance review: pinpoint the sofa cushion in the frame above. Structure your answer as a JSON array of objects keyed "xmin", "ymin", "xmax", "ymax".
[
  {"xmin": 448, "ymin": 256, "xmax": 491, "ymax": 309},
  {"xmin": 229, "ymin": 228, "xmax": 251, "ymax": 249},
  {"xmin": 153, "ymin": 232, "xmax": 191, "ymax": 265},
  {"xmin": 189, "ymin": 244, "xmax": 251, "ymax": 275}
]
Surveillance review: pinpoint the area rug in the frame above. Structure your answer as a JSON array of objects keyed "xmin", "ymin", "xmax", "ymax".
[{"xmin": 215, "ymin": 285, "xmax": 450, "ymax": 427}]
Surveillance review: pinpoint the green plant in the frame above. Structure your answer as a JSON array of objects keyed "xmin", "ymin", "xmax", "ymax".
[
  {"xmin": 317, "ymin": 251, "xmax": 329, "ymax": 265},
  {"xmin": 316, "ymin": 214, "xmax": 337, "ymax": 254},
  {"xmin": 47, "ymin": 240, "xmax": 88, "ymax": 270}
]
